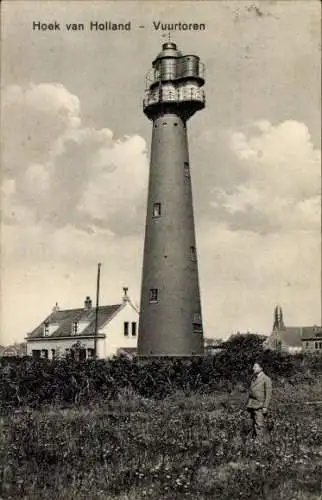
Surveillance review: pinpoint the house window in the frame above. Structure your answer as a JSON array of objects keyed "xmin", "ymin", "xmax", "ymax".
[
  {"xmin": 193, "ymin": 322, "xmax": 203, "ymax": 333},
  {"xmin": 190, "ymin": 246, "xmax": 197, "ymax": 262},
  {"xmin": 132, "ymin": 322, "xmax": 137, "ymax": 336},
  {"xmin": 305, "ymin": 341, "xmax": 309, "ymax": 349},
  {"xmin": 72, "ymin": 321, "xmax": 78, "ymax": 335},
  {"xmin": 51, "ymin": 349, "xmax": 56, "ymax": 359},
  {"xmin": 32, "ymin": 350, "xmax": 41, "ymax": 359},
  {"xmin": 43, "ymin": 322, "xmax": 49, "ymax": 336},
  {"xmin": 87, "ymin": 348, "xmax": 94, "ymax": 359},
  {"xmin": 124, "ymin": 322, "xmax": 129, "ymax": 336},
  {"xmin": 79, "ymin": 349, "xmax": 86, "ymax": 361},
  {"xmin": 41, "ymin": 349, "xmax": 48, "ymax": 359},
  {"xmin": 319, "ymin": 342, "xmax": 322, "ymax": 349},
  {"xmin": 184, "ymin": 161, "xmax": 190, "ymax": 177},
  {"xmin": 153, "ymin": 203, "xmax": 161, "ymax": 217},
  {"xmin": 315, "ymin": 342, "xmax": 319, "ymax": 349}
]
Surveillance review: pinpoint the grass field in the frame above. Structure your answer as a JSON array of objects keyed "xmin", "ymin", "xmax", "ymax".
[{"xmin": 1, "ymin": 377, "xmax": 322, "ymax": 500}]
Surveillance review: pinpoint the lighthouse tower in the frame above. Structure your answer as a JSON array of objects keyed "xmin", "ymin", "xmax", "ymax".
[{"xmin": 138, "ymin": 41, "xmax": 206, "ymax": 356}]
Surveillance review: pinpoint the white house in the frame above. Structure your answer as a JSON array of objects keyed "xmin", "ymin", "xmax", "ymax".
[{"xmin": 26, "ymin": 288, "xmax": 139, "ymax": 360}]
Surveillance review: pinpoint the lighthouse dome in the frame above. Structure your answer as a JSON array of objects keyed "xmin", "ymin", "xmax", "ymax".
[{"xmin": 153, "ymin": 42, "xmax": 182, "ymax": 64}]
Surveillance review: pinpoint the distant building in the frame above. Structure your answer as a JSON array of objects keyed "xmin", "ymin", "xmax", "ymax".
[
  {"xmin": 204, "ymin": 338, "xmax": 224, "ymax": 355},
  {"xmin": 26, "ymin": 289, "xmax": 139, "ymax": 360},
  {"xmin": 264, "ymin": 305, "xmax": 322, "ymax": 354},
  {"xmin": 0, "ymin": 342, "xmax": 27, "ymax": 357}
]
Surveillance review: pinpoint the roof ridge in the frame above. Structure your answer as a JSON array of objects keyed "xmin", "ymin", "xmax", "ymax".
[{"xmin": 49, "ymin": 304, "xmax": 122, "ymax": 313}]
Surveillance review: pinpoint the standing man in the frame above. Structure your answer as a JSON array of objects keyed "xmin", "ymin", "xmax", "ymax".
[{"xmin": 247, "ymin": 362, "xmax": 272, "ymax": 441}]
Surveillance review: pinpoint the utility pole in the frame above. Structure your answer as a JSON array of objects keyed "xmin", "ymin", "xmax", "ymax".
[{"xmin": 93, "ymin": 263, "xmax": 101, "ymax": 360}]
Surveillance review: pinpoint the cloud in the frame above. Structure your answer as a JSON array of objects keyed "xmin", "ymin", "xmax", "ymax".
[
  {"xmin": 1, "ymin": 82, "xmax": 149, "ymax": 344},
  {"xmin": 197, "ymin": 119, "xmax": 321, "ymax": 335},
  {"xmin": 1, "ymin": 83, "xmax": 149, "ymax": 236},
  {"xmin": 78, "ymin": 133, "xmax": 148, "ymax": 235},
  {"xmin": 2, "ymin": 83, "xmax": 81, "ymax": 174},
  {"xmin": 198, "ymin": 219, "xmax": 321, "ymax": 336},
  {"xmin": 1, "ymin": 84, "xmax": 320, "ymax": 344},
  {"xmin": 211, "ymin": 120, "xmax": 321, "ymax": 233}
]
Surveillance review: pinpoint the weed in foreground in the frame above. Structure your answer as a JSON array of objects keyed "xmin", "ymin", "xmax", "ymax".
[{"xmin": 1, "ymin": 381, "xmax": 321, "ymax": 500}]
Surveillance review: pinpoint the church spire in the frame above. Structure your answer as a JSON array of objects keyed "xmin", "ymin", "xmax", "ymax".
[
  {"xmin": 278, "ymin": 305, "xmax": 285, "ymax": 329},
  {"xmin": 273, "ymin": 305, "xmax": 279, "ymax": 330},
  {"xmin": 273, "ymin": 304, "xmax": 285, "ymax": 330}
]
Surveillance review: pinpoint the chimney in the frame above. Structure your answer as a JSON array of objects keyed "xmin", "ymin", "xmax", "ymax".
[
  {"xmin": 122, "ymin": 287, "xmax": 130, "ymax": 303},
  {"xmin": 52, "ymin": 302, "xmax": 60, "ymax": 312},
  {"xmin": 84, "ymin": 296, "xmax": 92, "ymax": 309}
]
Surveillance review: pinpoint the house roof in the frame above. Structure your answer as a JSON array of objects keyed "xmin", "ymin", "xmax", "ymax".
[
  {"xmin": 278, "ymin": 327, "xmax": 304, "ymax": 347},
  {"xmin": 301, "ymin": 326, "xmax": 322, "ymax": 340},
  {"xmin": 27, "ymin": 304, "xmax": 123, "ymax": 339}
]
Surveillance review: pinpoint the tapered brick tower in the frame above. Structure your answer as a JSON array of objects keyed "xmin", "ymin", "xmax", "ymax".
[{"xmin": 138, "ymin": 42, "xmax": 205, "ymax": 356}]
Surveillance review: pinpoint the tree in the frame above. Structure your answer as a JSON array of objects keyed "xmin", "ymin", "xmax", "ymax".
[{"xmin": 221, "ymin": 333, "xmax": 266, "ymax": 351}]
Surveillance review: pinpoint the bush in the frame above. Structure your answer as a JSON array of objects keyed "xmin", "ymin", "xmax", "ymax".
[
  {"xmin": 0, "ymin": 336, "xmax": 321, "ymax": 499},
  {"xmin": 0, "ymin": 336, "xmax": 321, "ymax": 411}
]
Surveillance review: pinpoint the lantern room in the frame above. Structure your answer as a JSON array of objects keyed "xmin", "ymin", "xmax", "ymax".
[{"xmin": 143, "ymin": 42, "xmax": 206, "ymax": 120}]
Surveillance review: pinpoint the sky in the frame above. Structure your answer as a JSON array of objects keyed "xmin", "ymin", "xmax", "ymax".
[{"xmin": 1, "ymin": 0, "xmax": 321, "ymax": 345}]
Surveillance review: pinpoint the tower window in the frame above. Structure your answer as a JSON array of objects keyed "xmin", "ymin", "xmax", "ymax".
[
  {"xmin": 190, "ymin": 246, "xmax": 197, "ymax": 261},
  {"xmin": 124, "ymin": 322, "xmax": 129, "ymax": 336},
  {"xmin": 153, "ymin": 203, "xmax": 161, "ymax": 217},
  {"xmin": 184, "ymin": 162, "xmax": 190, "ymax": 177},
  {"xmin": 193, "ymin": 322, "xmax": 203, "ymax": 333},
  {"xmin": 193, "ymin": 312, "xmax": 202, "ymax": 333},
  {"xmin": 149, "ymin": 288, "xmax": 159, "ymax": 303},
  {"xmin": 132, "ymin": 322, "xmax": 137, "ymax": 336}
]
